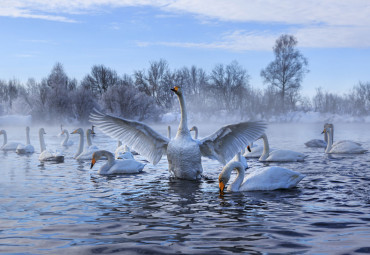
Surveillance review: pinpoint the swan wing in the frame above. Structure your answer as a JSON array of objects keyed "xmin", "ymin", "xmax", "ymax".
[
  {"xmin": 89, "ymin": 109, "xmax": 169, "ymax": 165},
  {"xmin": 199, "ymin": 121, "xmax": 266, "ymax": 164}
]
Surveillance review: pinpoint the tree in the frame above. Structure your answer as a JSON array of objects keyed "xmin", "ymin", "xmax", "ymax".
[
  {"xmin": 260, "ymin": 34, "xmax": 309, "ymax": 112},
  {"xmin": 81, "ymin": 65, "xmax": 119, "ymax": 94}
]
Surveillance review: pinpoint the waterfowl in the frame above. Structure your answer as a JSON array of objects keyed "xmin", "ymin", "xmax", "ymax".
[
  {"xmin": 0, "ymin": 129, "xmax": 21, "ymax": 151},
  {"xmin": 16, "ymin": 126, "xmax": 35, "ymax": 154},
  {"xmin": 38, "ymin": 128, "xmax": 64, "ymax": 162},
  {"xmin": 323, "ymin": 126, "xmax": 367, "ymax": 154}
]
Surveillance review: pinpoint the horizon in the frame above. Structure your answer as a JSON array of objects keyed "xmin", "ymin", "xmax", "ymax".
[{"xmin": 1, "ymin": 1, "xmax": 370, "ymax": 97}]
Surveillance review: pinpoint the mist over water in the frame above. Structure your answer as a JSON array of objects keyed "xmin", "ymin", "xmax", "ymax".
[{"xmin": 0, "ymin": 122, "xmax": 369, "ymax": 254}]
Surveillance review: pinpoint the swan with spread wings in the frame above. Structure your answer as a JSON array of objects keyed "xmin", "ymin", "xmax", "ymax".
[{"xmin": 89, "ymin": 86, "xmax": 266, "ymax": 180}]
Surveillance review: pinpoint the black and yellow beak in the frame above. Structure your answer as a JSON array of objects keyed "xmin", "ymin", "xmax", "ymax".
[
  {"xmin": 321, "ymin": 128, "xmax": 326, "ymax": 134},
  {"xmin": 90, "ymin": 157, "xmax": 96, "ymax": 169},
  {"xmin": 247, "ymin": 145, "xmax": 251, "ymax": 152},
  {"xmin": 219, "ymin": 181, "xmax": 225, "ymax": 195},
  {"xmin": 171, "ymin": 86, "xmax": 179, "ymax": 92}
]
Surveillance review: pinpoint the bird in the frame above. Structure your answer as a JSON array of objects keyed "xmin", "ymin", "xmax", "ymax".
[
  {"xmin": 38, "ymin": 128, "xmax": 64, "ymax": 162},
  {"xmin": 323, "ymin": 125, "xmax": 367, "ymax": 154},
  {"xmin": 304, "ymin": 123, "xmax": 330, "ymax": 148},
  {"xmin": 218, "ymin": 156, "xmax": 305, "ymax": 194},
  {"xmin": 0, "ymin": 129, "xmax": 22, "ymax": 151},
  {"xmin": 258, "ymin": 133, "xmax": 306, "ymax": 162},
  {"xmin": 60, "ymin": 129, "xmax": 74, "ymax": 146},
  {"xmin": 16, "ymin": 126, "xmax": 35, "ymax": 154},
  {"xmin": 189, "ymin": 126, "xmax": 198, "ymax": 140},
  {"xmin": 115, "ymin": 141, "xmax": 134, "ymax": 160},
  {"xmin": 91, "ymin": 150, "xmax": 145, "ymax": 175},
  {"xmin": 89, "ymin": 86, "xmax": 266, "ymax": 180},
  {"xmin": 243, "ymin": 143, "xmax": 264, "ymax": 158},
  {"xmin": 71, "ymin": 128, "xmax": 99, "ymax": 160}
]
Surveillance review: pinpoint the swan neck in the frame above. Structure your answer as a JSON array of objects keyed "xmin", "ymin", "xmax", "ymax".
[
  {"xmin": 259, "ymin": 134, "xmax": 270, "ymax": 160},
  {"xmin": 39, "ymin": 131, "xmax": 46, "ymax": 152},
  {"xmin": 26, "ymin": 128, "xmax": 30, "ymax": 145},
  {"xmin": 176, "ymin": 93, "xmax": 190, "ymax": 136},
  {"xmin": 2, "ymin": 131, "xmax": 7, "ymax": 146},
  {"xmin": 86, "ymin": 130, "xmax": 92, "ymax": 147},
  {"xmin": 167, "ymin": 126, "xmax": 171, "ymax": 139},
  {"xmin": 325, "ymin": 129, "xmax": 333, "ymax": 153},
  {"xmin": 193, "ymin": 127, "xmax": 198, "ymax": 139},
  {"xmin": 76, "ymin": 131, "xmax": 84, "ymax": 157},
  {"xmin": 221, "ymin": 161, "xmax": 245, "ymax": 191},
  {"xmin": 63, "ymin": 131, "xmax": 69, "ymax": 144}
]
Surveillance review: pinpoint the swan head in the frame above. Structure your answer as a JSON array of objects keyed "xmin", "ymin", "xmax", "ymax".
[
  {"xmin": 247, "ymin": 145, "xmax": 252, "ymax": 152},
  {"xmin": 189, "ymin": 126, "xmax": 197, "ymax": 132},
  {"xmin": 218, "ymin": 173, "xmax": 230, "ymax": 195},
  {"xmin": 91, "ymin": 150, "xmax": 111, "ymax": 169},
  {"xmin": 91, "ymin": 125, "xmax": 96, "ymax": 134},
  {"xmin": 0, "ymin": 130, "xmax": 4, "ymax": 135},
  {"xmin": 170, "ymin": 86, "xmax": 182, "ymax": 95},
  {"xmin": 39, "ymin": 128, "xmax": 46, "ymax": 135},
  {"xmin": 71, "ymin": 128, "xmax": 83, "ymax": 135}
]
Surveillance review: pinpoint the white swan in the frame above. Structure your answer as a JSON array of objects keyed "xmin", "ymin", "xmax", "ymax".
[
  {"xmin": 38, "ymin": 128, "xmax": 64, "ymax": 162},
  {"xmin": 89, "ymin": 86, "xmax": 266, "ymax": 180},
  {"xmin": 71, "ymin": 128, "xmax": 99, "ymax": 160},
  {"xmin": 0, "ymin": 129, "xmax": 22, "ymax": 151},
  {"xmin": 189, "ymin": 126, "xmax": 198, "ymax": 140},
  {"xmin": 259, "ymin": 134, "xmax": 306, "ymax": 162},
  {"xmin": 218, "ymin": 157, "xmax": 305, "ymax": 193},
  {"xmin": 243, "ymin": 143, "xmax": 264, "ymax": 158},
  {"xmin": 91, "ymin": 150, "xmax": 145, "ymax": 175},
  {"xmin": 323, "ymin": 126, "xmax": 367, "ymax": 154},
  {"xmin": 16, "ymin": 126, "xmax": 35, "ymax": 154},
  {"xmin": 115, "ymin": 141, "xmax": 134, "ymax": 160},
  {"xmin": 304, "ymin": 123, "xmax": 330, "ymax": 148},
  {"xmin": 60, "ymin": 129, "xmax": 74, "ymax": 146}
]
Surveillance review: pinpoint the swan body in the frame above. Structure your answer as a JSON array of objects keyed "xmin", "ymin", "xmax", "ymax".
[
  {"xmin": 89, "ymin": 86, "xmax": 266, "ymax": 180},
  {"xmin": 243, "ymin": 144, "xmax": 264, "ymax": 158},
  {"xmin": 304, "ymin": 139, "xmax": 327, "ymax": 148},
  {"xmin": 71, "ymin": 128, "xmax": 99, "ymax": 160},
  {"xmin": 0, "ymin": 130, "xmax": 22, "ymax": 151},
  {"xmin": 91, "ymin": 150, "xmax": 145, "ymax": 175},
  {"xmin": 258, "ymin": 134, "xmax": 306, "ymax": 162},
  {"xmin": 115, "ymin": 141, "xmax": 134, "ymax": 160},
  {"xmin": 16, "ymin": 126, "xmax": 35, "ymax": 154},
  {"xmin": 60, "ymin": 129, "xmax": 74, "ymax": 146},
  {"xmin": 38, "ymin": 128, "xmax": 64, "ymax": 162},
  {"xmin": 323, "ymin": 126, "xmax": 367, "ymax": 154},
  {"xmin": 219, "ymin": 160, "xmax": 305, "ymax": 193}
]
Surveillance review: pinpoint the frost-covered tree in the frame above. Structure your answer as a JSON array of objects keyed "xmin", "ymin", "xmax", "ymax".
[
  {"xmin": 261, "ymin": 34, "xmax": 309, "ymax": 112},
  {"xmin": 82, "ymin": 65, "xmax": 119, "ymax": 95}
]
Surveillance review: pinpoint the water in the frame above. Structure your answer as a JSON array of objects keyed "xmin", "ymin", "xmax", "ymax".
[{"xmin": 1, "ymin": 123, "xmax": 369, "ymax": 254}]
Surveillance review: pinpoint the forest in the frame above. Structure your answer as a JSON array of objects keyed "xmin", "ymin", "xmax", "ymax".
[{"xmin": 0, "ymin": 59, "xmax": 369, "ymax": 124}]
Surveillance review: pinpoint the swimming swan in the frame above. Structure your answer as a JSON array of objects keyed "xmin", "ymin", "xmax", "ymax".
[
  {"xmin": 38, "ymin": 128, "xmax": 64, "ymax": 162},
  {"xmin": 89, "ymin": 86, "xmax": 266, "ymax": 180},
  {"xmin": 218, "ymin": 156, "xmax": 305, "ymax": 194},
  {"xmin": 304, "ymin": 123, "xmax": 330, "ymax": 148},
  {"xmin": 16, "ymin": 126, "xmax": 35, "ymax": 154},
  {"xmin": 323, "ymin": 126, "xmax": 367, "ymax": 154},
  {"xmin": 91, "ymin": 150, "xmax": 145, "ymax": 175},
  {"xmin": 259, "ymin": 134, "xmax": 306, "ymax": 162},
  {"xmin": 0, "ymin": 129, "xmax": 22, "ymax": 151},
  {"xmin": 60, "ymin": 129, "xmax": 74, "ymax": 146},
  {"xmin": 115, "ymin": 141, "xmax": 134, "ymax": 160},
  {"xmin": 71, "ymin": 128, "xmax": 99, "ymax": 160}
]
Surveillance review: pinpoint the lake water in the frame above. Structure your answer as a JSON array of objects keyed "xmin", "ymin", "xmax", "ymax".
[{"xmin": 0, "ymin": 123, "xmax": 369, "ymax": 254}]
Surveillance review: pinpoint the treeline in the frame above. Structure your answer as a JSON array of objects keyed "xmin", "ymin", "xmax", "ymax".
[{"xmin": 0, "ymin": 60, "xmax": 369, "ymax": 124}]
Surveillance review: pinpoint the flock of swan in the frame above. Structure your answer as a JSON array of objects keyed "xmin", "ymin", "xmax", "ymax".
[{"xmin": 1, "ymin": 86, "xmax": 368, "ymax": 195}]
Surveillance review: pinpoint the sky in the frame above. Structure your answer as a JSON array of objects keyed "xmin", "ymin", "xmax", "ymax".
[{"xmin": 0, "ymin": 0, "xmax": 369, "ymax": 97}]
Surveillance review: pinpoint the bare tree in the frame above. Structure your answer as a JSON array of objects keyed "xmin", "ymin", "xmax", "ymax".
[
  {"xmin": 261, "ymin": 34, "xmax": 309, "ymax": 112},
  {"xmin": 82, "ymin": 65, "xmax": 119, "ymax": 94}
]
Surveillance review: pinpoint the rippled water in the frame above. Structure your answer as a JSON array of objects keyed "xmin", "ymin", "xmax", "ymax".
[{"xmin": 1, "ymin": 123, "xmax": 369, "ymax": 254}]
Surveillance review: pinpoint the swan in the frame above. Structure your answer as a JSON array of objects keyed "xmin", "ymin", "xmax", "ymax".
[
  {"xmin": 38, "ymin": 128, "xmax": 64, "ymax": 162},
  {"xmin": 91, "ymin": 150, "xmax": 145, "ymax": 175},
  {"xmin": 60, "ymin": 129, "xmax": 74, "ymax": 146},
  {"xmin": 89, "ymin": 86, "xmax": 266, "ymax": 180},
  {"xmin": 91, "ymin": 125, "xmax": 96, "ymax": 136},
  {"xmin": 258, "ymin": 133, "xmax": 306, "ymax": 162},
  {"xmin": 323, "ymin": 126, "xmax": 367, "ymax": 154},
  {"xmin": 218, "ymin": 158, "xmax": 305, "ymax": 194},
  {"xmin": 115, "ymin": 141, "xmax": 134, "ymax": 160},
  {"xmin": 0, "ymin": 129, "xmax": 22, "ymax": 151},
  {"xmin": 16, "ymin": 126, "xmax": 35, "ymax": 154},
  {"xmin": 304, "ymin": 123, "xmax": 330, "ymax": 148},
  {"xmin": 243, "ymin": 143, "xmax": 263, "ymax": 158},
  {"xmin": 189, "ymin": 126, "xmax": 198, "ymax": 140},
  {"xmin": 71, "ymin": 128, "xmax": 99, "ymax": 160}
]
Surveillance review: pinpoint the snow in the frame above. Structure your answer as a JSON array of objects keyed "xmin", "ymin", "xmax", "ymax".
[{"xmin": 0, "ymin": 115, "xmax": 32, "ymax": 126}]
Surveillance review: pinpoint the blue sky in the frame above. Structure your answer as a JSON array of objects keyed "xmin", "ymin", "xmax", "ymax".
[{"xmin": 0, "ymin": 0, "xmax": 369, "ymax": 97}]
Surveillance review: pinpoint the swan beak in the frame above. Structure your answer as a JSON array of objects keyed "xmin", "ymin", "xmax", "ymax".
[
  {"xmin": 321, "ymin": 129, "xmax": 326, "ymax": 134},
  {"xmin": 90, "ymin": 158, "xmax": 96, "ymax": 169},
  {"xmin": 219, "ymin": 181, "xmax": 225, "ymax": 195},
  {"xmin": 247, "ymin": 145, "xmax": 251, "ymax": 152},
  {"xmin": 71, "ymin": 130, "xmax": 77, "ymax": 134},
  {"xmin": 171, "ymin": 86, "xmax": 179, "ymax": 92}
]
